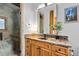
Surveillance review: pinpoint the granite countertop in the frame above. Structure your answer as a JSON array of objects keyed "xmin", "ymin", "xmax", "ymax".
[
  {"xmin": 26, "ymin": 37, "xmax": 72, "ymax": 48},
  {"xmin": 25, "ymin": 34, "xmax": 68, "ymax": 40}
]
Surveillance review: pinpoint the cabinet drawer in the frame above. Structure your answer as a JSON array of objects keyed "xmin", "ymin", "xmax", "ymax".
[
  {"xmin": 40, "ymin": 48, "xmax": 51, "ymax": 56},
  {"xmin": 31, "ymin": 40, "xmax": 51, "ymax": 49},
  {"xmin": 52, "ymin": 45, "xmax": 69, "ymax": 55},
  {"xmin": 54, "ymin": 52, "xmax": 66, "ymax": 56},
  {"xmin": 39, "ymin": 42, "xmax": 51, "ymax": 49}
]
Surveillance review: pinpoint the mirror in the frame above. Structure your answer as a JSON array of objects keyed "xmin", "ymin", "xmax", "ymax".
[{"xmin": 37, "ymin": 3, "xmax": 57, "ymax": 34}]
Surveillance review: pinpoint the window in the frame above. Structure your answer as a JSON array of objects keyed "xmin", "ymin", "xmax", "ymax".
[{"xmin": 0, "ymin": 16, "xmax": 7, "ymax": 30}]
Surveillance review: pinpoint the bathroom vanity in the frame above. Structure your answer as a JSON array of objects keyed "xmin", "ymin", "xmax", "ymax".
[{"xmin": 25, "ymin": 34, "xmax": 71, "ymax": 56}]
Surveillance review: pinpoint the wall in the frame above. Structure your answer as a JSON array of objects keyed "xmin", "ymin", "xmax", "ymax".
[
  {"xmin": 0, "ymin": 4, "xmax": 19, "ymax": 40},
  {"xmin": 57, "ymin": 3, "xmax": 79, "ymax": 55},
  {"xmin": 21, "ymin": 3, "xmax": 39, "ymax": 55}
]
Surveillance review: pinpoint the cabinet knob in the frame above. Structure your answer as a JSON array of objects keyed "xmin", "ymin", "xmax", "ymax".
[
  {"xmin": 58, "ymin": 49, "xmax": 61, "ymax": 51},
  {"xmin": 37, "ymin": 47, "xmax": 40, "ymax": 49}
]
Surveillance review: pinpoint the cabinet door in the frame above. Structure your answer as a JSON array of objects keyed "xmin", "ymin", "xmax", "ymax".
[
  {"xmin": 40, "ymin": 48, "xmax": 51, "ymax": 56},
  {"xmin": 25, "ymin": 39, "xmax": 32, "ymax": 56},
  {"xmin": 25, "ymin": 43, "xmax": 31, "ymax": 56},
  {"xmin": 51, "ymin": 51, "xmax": 55, "ymax": 56},
  {"xmin": 31, "ymin": 44, "xmax": 40, "ymax": 56}
]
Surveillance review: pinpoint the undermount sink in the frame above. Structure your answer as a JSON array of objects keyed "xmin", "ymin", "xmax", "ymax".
[{"xmin": 38, "ymin": 38, "xmax": 47, "ymax": 40}]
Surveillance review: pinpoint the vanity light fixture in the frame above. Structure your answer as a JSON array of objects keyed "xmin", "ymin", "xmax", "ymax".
[
  {"xmin": 47, "ymin": 2, "xmax": 54, "ymax": 5},
  {"xmin": 37, "ymin": 3, "xmax": 45, "ymax": 9},
  {"xmin": 37, "ymin": 2, "xmax": 54, "ymax": 9}
]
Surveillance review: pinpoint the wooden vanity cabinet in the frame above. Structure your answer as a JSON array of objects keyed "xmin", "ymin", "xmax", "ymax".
[{"xmin": 25, "ymin": 38, "xmax": 70, "ymax": 56}]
